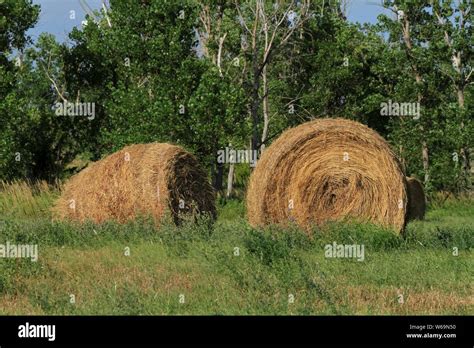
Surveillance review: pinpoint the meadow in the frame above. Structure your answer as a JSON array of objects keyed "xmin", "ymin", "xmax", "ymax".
[{"xmin": 0, "ymin": 181, "xmax": 472, "ymax": 315}]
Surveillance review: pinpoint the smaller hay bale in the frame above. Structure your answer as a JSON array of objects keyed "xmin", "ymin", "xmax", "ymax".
[
  {"xmin": 406, "ymin": 177, "xmax": 426, "ymax": 221},
  {"xmin": 52, "ymin": 143, "xmax": 216, "ymax": 225}
]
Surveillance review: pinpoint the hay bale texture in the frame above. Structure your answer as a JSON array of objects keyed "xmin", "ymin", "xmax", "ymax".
[
  {"xmin": 247, "ymin": 118, "xmax": 408, "ymax": 233},
  {"xmin": 53, "ymin": 143, "xmax": 215, "ymax": 224},
  {"xmin": 406, "ymin": 177, "xmax": 426, "ymax": 221}
]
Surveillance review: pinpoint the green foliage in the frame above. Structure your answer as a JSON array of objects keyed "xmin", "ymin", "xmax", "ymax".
[
  {"xmin": 0, "ymin": 0, "xmax": 40, "ymax": 179},
  {"xmin": 0, "ymin": 0, "xmax": 39, "ymax": 55},
  {"xmin": 1, "ymin": 34, "xmax": 87, "ymax": 180},
  {"xmin": 378, "ymin": 1, "xmax": 473, "ymax": 192},
  {"xmin": 296, "ymin": 17, "xmax": 393, "ymax": 134},
  {"xmin": 0, "ymin": 1, "xmax": 472, "ymax": 191}
]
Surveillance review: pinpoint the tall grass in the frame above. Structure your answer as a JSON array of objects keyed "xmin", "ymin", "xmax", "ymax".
[
  {"xmin": 0, "ymin": 181, "xmax": 471, "ymax": 314},
  {"xmin": 0, "ymin": 180, "xmax": 59, "ymax": 219}
]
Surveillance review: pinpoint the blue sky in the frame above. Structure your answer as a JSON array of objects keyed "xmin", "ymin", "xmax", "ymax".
[
  {"xmin": 28, "ymin": 0, "xmax": 103, "ymax": 43},
  {"xmin": 28, "ymin": 0, "xmax": 391, "ymax": 43}
]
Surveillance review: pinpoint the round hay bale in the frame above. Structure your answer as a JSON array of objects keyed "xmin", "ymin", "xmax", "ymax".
[
  {"xmin": 406, "ymin": 176, "xmax": 426, "ymax": 221},
  {"xmin": 247, "ymin": 118, "xmax": 408, "ymax": 233},
  {"xmin": 53, "ymin": 143, "xmax": 216, "ymax": 225}
]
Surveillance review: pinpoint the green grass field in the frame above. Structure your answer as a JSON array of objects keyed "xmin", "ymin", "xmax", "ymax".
[{"xmin": 0, "ymin": 182, "xmax": 472, "ymax": 315}]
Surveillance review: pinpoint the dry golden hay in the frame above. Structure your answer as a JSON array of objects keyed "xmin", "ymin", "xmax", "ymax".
[
  {"xmin": 53, "ymin": 143, "xmax": 216, "ymax": 225},
  {"xmin": 247, "ymin": 118, "xmax": 408, "ymax": 233},
  {"xmin": 406, "ymin": 176, "xmax": 426, "ymax": 221}
]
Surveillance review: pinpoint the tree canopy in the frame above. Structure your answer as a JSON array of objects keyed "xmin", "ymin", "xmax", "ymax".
[{"xmin": 1, "ymin": 0, "xmax": 472, "ymax": 195}]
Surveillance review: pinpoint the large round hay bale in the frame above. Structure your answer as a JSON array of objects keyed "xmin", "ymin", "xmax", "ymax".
[
  {"xmin": 247, "ymin": 118, "xmax": 408, "ymax": 233},
  {"xmin": 53, "ymin": 143, "xmax": 215, "ymax": 224},
  {"xmin": 406, "ymin": 176, "xmax": 426, "ymax": 221}
]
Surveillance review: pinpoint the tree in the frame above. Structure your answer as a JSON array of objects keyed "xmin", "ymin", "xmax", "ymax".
[
  {"xmin": 295, "ymin": 10, "xmax": 394, "ymax": 134},
  {"xmin": 381, "ymin": 1, "xmax": 432, "ymax": 186},
  {"xmin": 196, "ymin": 1, "xmax": 248, "ymax": 194},
  {"xmin": 380, "ymin": 0, "xmax": 472, "ymax": 193},
  {"xmin": 64, "ymin": 0, "xmax": 247, "ymax": 192},
  {"xmin": 236, "ymin": 0, "xmax": 312, "ymax": 154},
  {"xmin": 432, "ymin": 0, "xmax": 473, "ymax": 189},
  {"xmin": 0, "ymin": 0, "xmax": 40, "ymax": 179}
]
